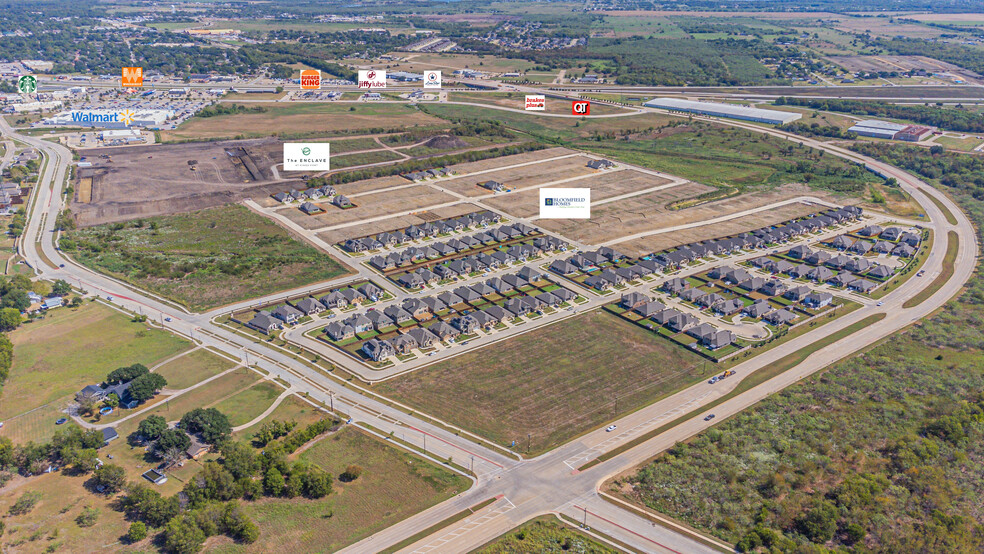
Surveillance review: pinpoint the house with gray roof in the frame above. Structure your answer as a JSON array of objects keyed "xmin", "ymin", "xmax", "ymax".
[
  {"xmin": 759, "ymin": 280, "xmax": 787, "ymax": 297},
  {"xmin": 398, "ymin": 272, "xmax": 425, "ymax": 289},
  {"xmin": 620, "ymin": 292, "xmax": 649, "ymax": 310},
  {"xmin": 383, "ymin": 305, "xmax": 413, "ymax": 325},
  {"xmin": 849, "ymin": 240, "xmax": 873, "ymax": 255},
  {"xmin": 429, "ymin": 321, "xmax": 460, "ymax": 341},
  {"xmin": 743, "ymin": 300, "xmax": 772, "ymax": 319},
  {"xmin": 867, "ymin": 265, "xmax": 893, "ymax": 280},
  {"xmin": 667, "ymin": 312, "xmax": 699, "ymax": 332},
  {"xmin": 365, "ymin": 310, "xmax": 394, "ymax": 330},
  {"xmin": 765, "ymin": 309, "xmax": 797, "ymax": 326},
  {"xmin": 247, "ymin": 311, "xmax": 282, "ymax": 335},
  {"xmin": 271, "ymin": 305, "xmax": 304, "ymax": 325},
  {"xmin": 326, "ymin": 322, "xmax": 355, "ymax": 341},
  {"xmin": 892, "ymin": 244, "xmax": 915, "ymax": 257},
  {"xmin": 784, "ymin": 286, "xmax": 812, "ymax": 302},
  {"xmin": 849, "ymin": 279, "xmax": 878, "ymax": 293},
  {"xmin": 803, "ymin": 291, "xmax": 834, "ymax": 309},
  {"xmin": 483, "ymin": 305, "xmax": 510, "ymax": 323},
  {"xmin": 362, "ymin": 338, "xmax": 395, "ymax": 362},
  {"xmin": 293, "ymin": 297, "xmax": 325, "ymax": 316},
  {"xmin": 343, "ymin": 313, "xmax": 374, "ymax": 334},
  {"xmin": 406, "ymin": 327, "xmax": 438, "ymax": 348}
]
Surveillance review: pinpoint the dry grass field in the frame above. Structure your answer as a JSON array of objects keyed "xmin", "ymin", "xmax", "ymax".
[
  {"xmin": 162, "ymin": 103, "xmax": 444, "ymax": 142},
  {"xmin": 440, "ymin": 155, "xmax": 596, "ymax": 199},
  {"xmin": 154, "ymin": 348, "xmax": 238, "ymax": 390},
  {"xmin": 335, "ymin": 175, "xmax": 411, "ymax": 196},
  {"xmin": 374, "ymin": 310, "xmax": 704, "ymax": 454},
  {"xmin": 449, "ymin": 93, "xmax": 634, "ymax": 115},
  {"xmin": 447, "ymin": 146, "xmax": 576, "ymax": 173}
]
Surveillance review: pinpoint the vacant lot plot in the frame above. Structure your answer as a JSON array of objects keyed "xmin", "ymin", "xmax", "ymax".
[
  {"xmin": 534, "ymin": 181, "xmax": 714, "ymax": 243},
  {"xmin": 231, "ymin": 427, "xmax": 468, "ymax": 552},
  {"xmin": 0, "ymin": 302, "xmax": 191, "ymax": 422},
  {"xmin": 336, "ymin": 174, "xmax": 412, "ymax": 196},
  {"xmin": 448, "ymin": 146, "xmax": 576, "ymax": 174},
  {"xmin": 211, "ymin": 380, "xmax": 284, "ymax": 427},
  {"xmin": 450, "ymin": 93, "xmax": 634, "ymax": 115},
  {"xmin": 233, "ymin": 394, "xmax": 325, "ymax": 441},
  {"xmin": 375, "ymin": 310, "xmax": 703, "ymax": 454},
  {"xmin": 317, "ymin": 203, "xmax": 484, "ymax": 244},
  {"xmin": 439, "ymin": 155, "xmax": 596, "ymax": 198},
  {"xmin": 277, "ymin": 185, "xmax": 459, "ymax": 230},
  {"xmin": 155, "ymin": 348, "xmax": 238, "ymax": 390},
  {"xmin": 73, "ymin": 137, "xmax": 300, "ymax": 227},
  {"xmin": 65, "ymin": 205, "xmax": 351, "ymax": 311},
  {"xmin": 616, "ymin": 202, "xmax": 818, "ymax": 256},
  {"xmin": 162, "ymin": 103, "xmax": 444, "ymax": 142}
]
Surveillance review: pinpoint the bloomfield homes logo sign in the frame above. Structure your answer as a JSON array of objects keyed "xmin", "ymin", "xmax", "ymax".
[
  {"xmin": 358, "ymin": 69, "xmax": 386, "ymax": 89},
  {"xmin": 540, "ymin": 188, "xmax": 590, "ymax": 219},
  {"xmin": 300, "ymin": 69, "xmax": 321, "ymax": 90},
  {"xmin": 284, "ymin": 143, "xmax": 330, "ymax": 171},
  {"xmin": 525, "ymin": 95, "xmax": 545, "ymax": 111}
]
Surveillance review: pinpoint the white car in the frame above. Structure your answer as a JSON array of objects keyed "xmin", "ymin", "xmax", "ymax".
[{"xmin": 605, "ymin": 425, "xmax": 617, "ymax": 432}]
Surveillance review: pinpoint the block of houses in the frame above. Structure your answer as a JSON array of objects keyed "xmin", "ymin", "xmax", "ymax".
[
  {"xmin": 803, "ymin": 291, "xmax": 834, "ymax": 309},
  {"xmin": 271, "ymin": 305, "xmax": 304, "ymax": 325},
  {"xmin": 362, "ymin": 338, "xmax": 395, "ymax": 362},
  {"xmin": 293, "ymin": 297, "xmax": 325, "ymax": 316}
]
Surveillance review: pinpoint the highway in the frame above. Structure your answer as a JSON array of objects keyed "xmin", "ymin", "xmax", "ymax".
[{"xmin": 1, "ymin": 88, "xmax": 978, "ymax": 553}]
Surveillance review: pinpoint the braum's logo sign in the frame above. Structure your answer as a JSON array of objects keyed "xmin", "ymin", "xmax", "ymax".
[{"xmin": 358, "ymin": 69, "xmax": 386, "ymax": 89}]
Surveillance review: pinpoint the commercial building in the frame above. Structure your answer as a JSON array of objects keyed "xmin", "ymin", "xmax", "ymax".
[
  {"xmin": 848, "ymin": 120, "xmax": 933, "ymax": 142},
  {"xmin": 643, "ymin": 97, "xmax": 801, "ymax": 125},
  {"xmin": 43, "ymin": 108, "xmax": 173, "ymax": 129}
]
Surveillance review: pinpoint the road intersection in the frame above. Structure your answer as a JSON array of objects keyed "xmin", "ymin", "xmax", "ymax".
[{"xmin": 1, "ymin": 95, "xmax": 977, "ymax": 552}]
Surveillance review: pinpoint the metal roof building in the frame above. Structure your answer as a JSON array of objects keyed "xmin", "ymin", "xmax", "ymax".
[
  {"xmin": 643, "ymin": 97, "xmax": 802, "ymax": 125},
  {"xmin": 848, "ymin": 119, "xmax": 906, "ymax": 140}
]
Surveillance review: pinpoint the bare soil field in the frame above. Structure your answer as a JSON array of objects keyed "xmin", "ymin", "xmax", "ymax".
[
  {"xmin": 274, "ymin": 185, "xmax": 459, "ymax": 230},
  {"xmin": 317, "ymin": 203, "xmax": 482, "ymax": 244},
  {"xmin": 535, "ymin": 181, "xmax": 715, "ymax": 243},
  {"xmin": 336, "ymin": 174, "xmax": 412, "ymax": 196},
  {"xmin": 616, "ymin": 202, "xmax": 818, "ymax": 256},
  {"xmin": 73, "ymin": 137, "xmax": 302, "ymax": 226},
  {"xmin": 440, "ymin": 155, "xmax": 597, "ymax": 198},
  {"xmin": 827, "ymin": 55, "xmax": 981, "ymax": 77},
  {"xmin": 447, "ymin": 146, "xmax": 576, "ymax": 174}
]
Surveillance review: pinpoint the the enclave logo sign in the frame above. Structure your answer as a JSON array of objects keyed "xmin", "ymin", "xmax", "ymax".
[
  {"xmin": 358, "ymin": 69, "xmax": 386, "ymax": 89},
  {"xmin": 572, "ymin": 101, "xmax": 590, "ymax": 115},
  {"xmin": 284, "ymin": 143, "xmax": 330, "ymax": 171}
]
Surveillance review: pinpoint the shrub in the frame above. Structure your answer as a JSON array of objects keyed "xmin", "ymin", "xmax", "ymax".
[
  {"xmin": 75, "ymin": 506, "xmax": 99, "ymax": 527},
  {"xmin": 126, "ymin": 521, "xmax": 148, "ymax": 543}
]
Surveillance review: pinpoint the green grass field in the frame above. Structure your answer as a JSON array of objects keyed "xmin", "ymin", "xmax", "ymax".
[
  {"xmin": 331, "ymin": 149, "xmax": 404, "ymax": 168},
  {"xmin": 208, "ymin": 427, "xmax": 469, "ymax": 552},
  {"xmin": 233, "ymin": 394, "xmax": 326, "ymax": 442},
  {"xmin": 934, "ymin": 135, "xmax": 983, "ymax": 152},
  {"xmin": 0, "ymin": 301, "xmax": 191, "ymax": 422},
  {"xmin": 64, "ymin": 205, "xmax": 351, "ymax": 312},
  {"xmin": 211, "ymin": 380, "xmax": 285, "ymax": 427},
  {"xmin": 154, "ymin": 348, "xmax": 238, "ymax": 389},
  {"xmin": 375, "ymin": 309, "xmax": 704, "ymax": 455}
]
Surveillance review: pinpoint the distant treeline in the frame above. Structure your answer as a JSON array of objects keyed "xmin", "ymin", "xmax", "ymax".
[
  {"xmin": 776, "ymin": 97, "xmax": 984, "ymax": 133},
  {"xmin": 197, "ymin": 104, "xmax": 268, "ymax": 118},
  {"xmin": 779, "ymin": 121, "xmax": 858, "ymax": 140}
]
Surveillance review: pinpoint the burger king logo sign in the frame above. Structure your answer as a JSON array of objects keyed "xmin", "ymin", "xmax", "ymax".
[{"xmin": 300, "ymin": 69, "xmax": 321, "ymax": 90}]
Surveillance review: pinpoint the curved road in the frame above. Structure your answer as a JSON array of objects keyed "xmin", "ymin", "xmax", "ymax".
[{"xmin": 1, "ymin": 93, "xmax": 977, "ymax": 553}]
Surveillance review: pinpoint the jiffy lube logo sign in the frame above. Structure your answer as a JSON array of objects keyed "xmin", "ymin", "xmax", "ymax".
[
  {"xmin": 358, "ymin": 69, "xmax": 386, "ymax": 89},
  {"xmin": 284, "ymin": 143, "xmax": 330, "ymax": 171},
  {"xmin": 540, "ymin": 188, "xmax": 590, "ymax": 219}
]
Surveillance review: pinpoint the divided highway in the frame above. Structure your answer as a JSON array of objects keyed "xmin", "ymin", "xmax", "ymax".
[{"xmin": 1, "ymin": 96, "xmax": 976, "ymax": 553}]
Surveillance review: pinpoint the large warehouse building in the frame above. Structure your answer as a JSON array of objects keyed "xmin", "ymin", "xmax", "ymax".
[
  {"xmin": 643, "ymin": 97, "xmax": 802, "ymax": 125},
  {"xmin": 43, "ymin": 108, "xmax": 173, "ymax": 129},
  {"xmin": 848, "ymin": 119, "xmax": 933, "ymax": 142}
]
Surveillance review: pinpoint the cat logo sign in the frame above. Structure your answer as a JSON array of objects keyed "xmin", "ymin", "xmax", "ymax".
[
  {"xmin": 300, "ymin": 69, "xmax": 321, "ymax": 90},
  {"xmin": 122, "ymin": 67, "xmax": 143, "ymax": 87}
]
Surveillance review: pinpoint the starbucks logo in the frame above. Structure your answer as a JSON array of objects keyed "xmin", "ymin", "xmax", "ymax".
[
  {"xmin": 301, "ymin": 147, "xmax": 311, "ymax": 156},
  {"xmin": 17, "ymin": 75, "xmax": 37, "ymax": 95}
]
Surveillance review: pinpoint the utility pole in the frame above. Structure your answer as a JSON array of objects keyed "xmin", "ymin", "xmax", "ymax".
[
  {"xmin": 582, "ymin": 505, "xmax": 587, "ymax": 527},
  {"xmin": 328, "ymin": 390, "xmax": 335, "ymax": 413},
  {"xmin": 527, "ymin": 433, "xmax": 531, "ymax": 453},
  {"xmin": 471, "ymin": 455, "xmax": 474, "ymax": 473}
]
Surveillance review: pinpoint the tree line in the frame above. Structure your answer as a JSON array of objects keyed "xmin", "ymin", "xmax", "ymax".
[{"xmin": 776, "ymin": 97, "xmax": 984, "ymax": 133}]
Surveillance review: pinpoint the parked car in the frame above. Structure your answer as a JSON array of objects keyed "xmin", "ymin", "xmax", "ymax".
[{"xmin": 55, "ymin": 418, "xmax": 67, "ymax": 425}]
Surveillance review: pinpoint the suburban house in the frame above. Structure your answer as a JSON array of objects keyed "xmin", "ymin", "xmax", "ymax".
[
  {"xmin": 765, "ymin": 309, "xmax": 797, "ymax": 326},
  {"xmin": 299, "ymin": 202, "xmax": 322, "ymax": 215},
  {"xmin": 743, "ymin": 301, "xmax": 772, "ymax": 319},
  {"xmin": 77, "ymin": 382, "xmax": 139, "ymax": 410},
  {"xmin": 879, "ymin": 227, "xmax": 902, "ymax": 241},
  {"xmin": 271, "ymin": 305, "xmax": 304, "ymax": 325},
  {"xmin": 859, "ymin": 225, "xmax": 883, "ymax": 237},
  {"xmin": 784, "ymin": 286, "xmax": 812, "ymax": 302},
  {"xmin": 390, "ymin": 335, "xmax": 417, "ymax": 355},
  {"xmin": 587, "ymin": 159, "xmax": 615, "ymax": 170},
  {"xmin": 247, "ymin": 311, "xmax": 282, "ymax": 335},
  {"xmin": 634, "ymin": 301, "xmax": 665, "ymax": 317},
  {"xmin": 549, "ymin": 259, "xmax": 578, "ymax": 275},
  {"xmin": 849, "ymin": 241, "xmax": 873, "ymax": 255},
  {"xmin": 830, "ymin": 235, "xmax": 854, "ymax": 250},
  {"xmin": 343, "ymin": 313, "xmax": 373, "ymax": 334},
  {"xmin": 333, "ymin": 195, "xmax": 353, "ymax": 208},
  {"xmin": 365, "ymin": 310, "xmax": 394, "ymax": 330},
  {"xmin": 662, "ymin": 278, "xmax": 690, "ymax": 295},
  {"xmin": 849, "ymin": 279, "xmax": 878, "ymax": 293},
  {"xmin": 406, "ymin": 327, "xmax": 438, "ymax": 348},
  {"xmin": 383, "ymin": 305, "xmax": 414, "ymax": 324},
  {"xmin": 481, "ymin": 180, "xmax": 506, "ymax": 192},
  {"xmin": 666, "ymin": 312, "xmax": 699, "ymax": 332},
  {"xmin": 429, "ymin": 321, "xmax": 460, "ymax": 341},
  {"xmin": 803, "ymin": 292, "xmax": 834, "ymax": 309},
  {"xmin": 483, "ymin": 305, "xmax": 510, "ymax": 323},
  {"xmin": 687, "ymin": 323, "xmax": 735, "ymax": 350},
  {"xmin": 867, "ymin": 265, "xmax": 893, "ymax": 279},
  {"xmin": 450, "ymin": 315, "xmax": 480, "ymax": 334},
  {"xmin": 272, "ymin": 192, "xmax": 293, "ymax": 204},
  {"xmin": 362, "ymin": 338, "xmax": 395, "ymax": 362},
  {"xmin": 320, "ymin": 290, "xmax": 349, "ymax": 308},
  {"xmin": 326, "ymin": 322, "xmax": 355, "ymax": 341},
  {"xmin": 714, "ymin": 298, "xmax": 744, "ymax": 316},
  {"xmin": 293, "ymin": 297, "xmax": 325, "ymax": 316},
  {"xmin": 620, "ymin": 292, "xmax": 649, "ymax": 310},
  {"xmin": 893, "ymin": 244, "xmax": 915, "ymax": 257},
  {"xmin": 759, "ymin": 280, "xmax": 787, "ymax": 297}
]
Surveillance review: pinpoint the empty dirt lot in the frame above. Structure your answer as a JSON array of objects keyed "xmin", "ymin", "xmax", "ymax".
[
  {"xmin": 72, "ymin": 137, "xmax": 301, "ymax": 227},
  {"xmin": 317, "ymin": 203, "xmax": 483, "ymax": 244},
  {"xmin": 447, "ymin": 146, "xmax": 577, "ymax": 174},
  {"xmin": 438, "ymin": 155, "xmax": 597, "ymax": 198},
  {"xmin": 273, "ymin": 185, "xmax": 459, "ymax": 231},
  {"xmin": 533, "ymin": 181, "xmax": 715, "ymax": 243}
]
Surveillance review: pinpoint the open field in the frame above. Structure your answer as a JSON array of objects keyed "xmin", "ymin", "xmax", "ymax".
[
  {"xmin": 450, "ymin": 93, "xmax": 633, "ymax": 115},
  {"xmin": 154, "ymin": 348, "xmax": 238, "ymax": 389},
  {"xmin": 502, "ymin": 171, "xmax": 702, "ymax": 225},
  {"xmin": 211, "ymin": 380, "xmax": 284, "ymax": 427},
  {"xmin": 274, "ymin": 185, "xmax": 459, "ymax": 230},
  {"xmin": 335, "ymin": 175, "xmax": 412, "ymax": 196},
  {"xmin": 162, "ymin": 103, "xmax": 445, "ymax": 142},
  {"xmin": 317, "ymin": 202, "xmax": 483, "ymax": 244},
  {"xmin": 398, "ymin": 53, "xmax": 537, "ymax": 74},
  {"xmin": 934, "ymin": 135, "xmax": 984, "ymax": 151},
  {"xmin": 0, "ymin": 470, "xmax": 131, "ymax": 552},
  {"xmin": 374, "ymin": 310, "xmax": 704, "ymax": 454},
  {"xmin": 209, "ymin": 426, "xmax": 469, "ymax": 552},
  {"xmin": 65, "ymin": 205, "xmax": 351, "ymax": 311},
  {"xmin": 0, "ymin": 301, "xmax": 191, "ymax": 422},
  {"xmin": 233, "ymin": 394, "xmax": 326, "ymax": 441},
  {"xmin": 72, "ymin": 137, "xmax": 297, "ymax": 226},
  {"xmin": 476, "ymin": 515, "xmax": 619, "ymax": 553}
]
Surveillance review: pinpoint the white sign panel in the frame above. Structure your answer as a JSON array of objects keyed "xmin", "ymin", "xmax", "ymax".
[
  {"xmin": 423, "ymin": 70, "xmax": 442, "ymax": 89},
  {"xmin": 358, "ymin": 69, "xmax": 387, "ymax": 89},
  {"xmin": 540, "ymin": 188, "xmax": 590, "ymax": 219},
  {"xmin": 284, "ymin": 143, "xmax": 330, "ymax": 171},
  {"xmin": 525, "ymin": 94, "xmax": 545, "ymax": 111}
]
